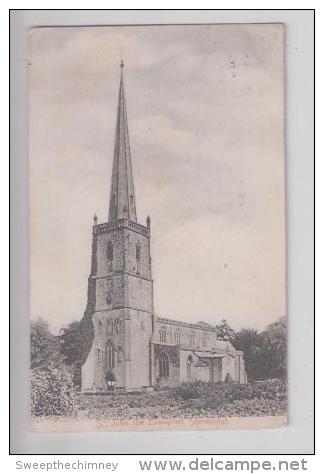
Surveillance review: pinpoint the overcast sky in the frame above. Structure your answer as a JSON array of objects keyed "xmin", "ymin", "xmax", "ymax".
[{"xmin": 29, "ymin": 24, "xmax": 285, "ymax": 332}]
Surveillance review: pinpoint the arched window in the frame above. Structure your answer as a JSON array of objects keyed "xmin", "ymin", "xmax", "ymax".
[
  {"xmin": 186, "ymin": 354, "xmax": 193, "ymax": 380},
  {"xmin": 117, "ymin": 346, "xmax": 123, "ymax": 363},
  {"xmin": 136, "ymin": 242, "xmax": 141, "ymax": 261},
  {"xmin": 107, "ymin": 240, "xmax": 113, "ymax": 272},
  {"xmin": 97, "ymin": 348, "xmax": 101, "ymax": 363},
  {"xmin": 174, "ymin": 330, "xmax": 181, "ymax": 345},
  {"xmin": 159, "ymin": 352, "xmax": 169, "ymax": 377},
  {"xmin": 189, "ymin": 332, "xmax": 195, "ymax": 346},
  {"xmin": 98, "ymin": 320, "xmax": 102, "ymax": 331},
  {"xmin": 106, "ymin": 340, "xmax": 115, "ymax": 369},
  {"xmin": 130, "ymin": 195, "xmax": 134, "ymax": 206},
  {"xmin": 159, "ymin": 327, "xmax": 167, "ymax": 343},
  {"xmin": 114, "ymin": 319, "xmax": 121, "ymax": 334},
  {"xmin": 107, "ymin": 319, "xmax": 113, "ymax": 336}
]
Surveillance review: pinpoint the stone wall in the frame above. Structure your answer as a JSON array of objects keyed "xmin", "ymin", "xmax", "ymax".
[{"xmin": 82, "ymin": 219, "xmax": 154, "ymax": 392}]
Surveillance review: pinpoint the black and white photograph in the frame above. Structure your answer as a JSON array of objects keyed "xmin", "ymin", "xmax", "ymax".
[{"xmin": 27, "ymin": 23, "xmax": 288, "ymax": 432}]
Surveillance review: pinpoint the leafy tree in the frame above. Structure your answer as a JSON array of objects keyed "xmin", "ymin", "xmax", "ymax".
[
  {"xmin": 30, "ymin": 319, "xmax": 63, "ymax": 369},
  {"xmin": 59, "ymin": 314, "xmax": 94, "ymax": 387},
  {"xmin": 215, "ymin": 319, "xmax": 235, "ymax": 342},
  {"xmin": 31, "ymin": 361, "xmax": 78, "ymax": 417},
  {"xmin": 232, "ymin": 328, "xmax": 264, "ymax": 381},
  {"xmin": 260, "ymin": 317, "xmax": 287, "ymax": 379}
]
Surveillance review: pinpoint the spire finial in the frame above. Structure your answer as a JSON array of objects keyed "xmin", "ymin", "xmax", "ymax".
[{"xmin": 120, "ymin": 59, "xmax": 124, "ymax": 69}]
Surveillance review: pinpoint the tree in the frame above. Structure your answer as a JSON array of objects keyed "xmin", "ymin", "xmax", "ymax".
[
  {"xmin": 232, "ymin": 328, "xmax": 264, "ymax": 381},
  {"xmin": 30, "ymin": 319, "xmax": 63, "ymax": 369},
  {"xmin": 215, "ymin": 319, "xmax": 235, "ymax": 342},
  {"xmin": 59, "ymin": 314, "xmax": 94, "ymax": 387},
  {"xmin": 31, "ymin": 361, "xmax": 78, "ymax": 417},
  {"xmin": 260, "ymin": 317, "xmax": 287, "ymax": 379}
]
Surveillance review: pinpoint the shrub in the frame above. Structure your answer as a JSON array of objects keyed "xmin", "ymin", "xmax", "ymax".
[
  {"xmin": 31, "ymin": 362, "xmax": 79, "ymax": 417},
  {"xmin": 175, "ymin": 381, "xmax": 207, "ymax": 400}
]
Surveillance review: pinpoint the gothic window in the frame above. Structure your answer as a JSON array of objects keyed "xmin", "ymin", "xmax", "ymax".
[
  {"xmin": 159, "ymin": 327, "xmax": 167, "ymax": 343},
  {"xmin": 107, "ymin": 319, "xmax": 113, "ymax": 336},
  {"xmin": 189, "ymin": 332, "xmax": 195, "ymax": 346},
  {"xmin": 117, "ymin": 346, "xmax": 123, "ymax": 363},
  {"xmin": 114, "ymin": 319, "xmax": 121, "ymax": 334},
  {"xmin": 97, "ymin": 348, "xmax": 101, "ymax": 363},
  {"xmin": 158, "ymin": 352, "xmax": 169, "ymax": 377},
  {"xmin": 186, "ymin": 354, "xmax": 193, "ymax": 380},
  {"xmin": 106, "ymin": 291, "xmax": 112, "ymax": 305},
  {"xmin": 107, "ymin": 240, "xmax": 113, "ymax": 272},
  {"xmin": 130, "ymin": 195, "xmax": 134, "ymax": 205},
  {"xmin": 106, "ymin": 341, "xmax": 115, "ymax": 369},
  {"xmin": 98, "ymin": 320, "xmax": 102, "ymax": 331},
  {"xmin": 136, "ymin": 242, "xmax": 141, "ymax": 260},
  {"xmin": 174, "ymin": 330, "xmax": 181, "ymax": 345},
  {"xmin": 136, "ymin": 242, "xmax": 141, "ymax": 274}
]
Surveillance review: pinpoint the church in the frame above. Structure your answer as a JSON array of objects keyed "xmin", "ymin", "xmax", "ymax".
[{"xmin": 81, "ymin": 63, "xmax": 247, "ymax": 392}]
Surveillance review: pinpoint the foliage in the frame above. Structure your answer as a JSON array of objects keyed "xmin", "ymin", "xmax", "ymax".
[
  {"xmin": 175, "ymin": 383, "xmax": 201, "ymax": 400},
  {"xmin": 232, "ymin": 328, "xmax": 264, "ymax": 380},
  {"xmin": 30, "ymin": 319, "xmax": 63, "ymax": 369},
  {"xmin": 260, "ymin": 317, "xmax": 287, "ymax": 378},
  {"xmin": 232, "ymin": 318, "xmax": 287, "ymax": 381},
  {"xmin": 31, "ymin": 361, "xmax": 79, "ymax": 417},
  {"xmin": 59, "ymin": 314, "xmax": 94, "ymax": 388},
  {"xmin": 77, "ymin": 379, "xmax": 287, "ymax": 420},
  {"xmin": 215, "ymin": 319, "xmax": 235, "ymax": 342}
]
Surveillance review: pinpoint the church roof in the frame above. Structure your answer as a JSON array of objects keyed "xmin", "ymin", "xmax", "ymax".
[
  {"xmin": 156, "ymin": 315, "xmax": 217, "ymax": 332},
  {"xmin": 108, "ymin": 61, "xmax": 137, "ymax": 223}
]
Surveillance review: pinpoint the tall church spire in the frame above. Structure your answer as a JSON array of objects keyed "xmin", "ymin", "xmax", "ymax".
[{"xmin": 108, "ymin": 60, "xmax": 137, "ymax": 222}]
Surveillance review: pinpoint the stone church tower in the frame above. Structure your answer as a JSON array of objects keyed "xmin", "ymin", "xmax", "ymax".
[
  {"xmin": 81, "ymin": 62, "xmax": 154, "ymax": 392},
  {"xmin": 81, "ymin": 63, "xmax": 247, "ymax": 392}
]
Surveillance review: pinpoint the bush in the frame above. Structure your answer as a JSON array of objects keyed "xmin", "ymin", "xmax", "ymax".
[
  {"xmin": 31, "ymin": 362, "xmax": 79, "ymax": 417},
  {"xmin": 175, "ymin": 381, "xmax": 210, "ymax": 400}
]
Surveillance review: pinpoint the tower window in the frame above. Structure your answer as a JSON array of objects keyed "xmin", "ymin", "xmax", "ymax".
[
  {"xmin": 106, "ymin": 341, "xmax": 115, "ymax": 369},
  {"xmin": 114, "ymin": 319, "xmax": 121, "ymax": 334},
  {"xmin": 97, "ymin": 349, "xmax": 101, "ymax": 363},
  {"xmin": 130, "ymin": 195, "xmax": 134, "ymax": 205},
  {"xmin": 136, "ymin": 242, "xmax": 141, "ymax": 261},
  {"xmin": 107, "ymin": 241, "xmax": 113, "ymax": 261},
  {"xmin": 158, "ymin": 352, "xmax": 169, "ymax": 378},
  {"xmin": 107, "ymin": 241, "xmax": 113, "ymax": 272},
  {"xmin": 107, "ymin": 320, "xmax": 113, "ymax": 336},
  {"xmin": 117, "ymin": 346, "xmax": 123, "ymax": 363},
  {"xmin": 136, "ymin": 242, "xmax": 141, "ymax": 274}
]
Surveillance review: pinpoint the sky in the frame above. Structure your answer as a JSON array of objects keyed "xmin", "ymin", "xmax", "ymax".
[{"xmin": 29, "ymin": 24, "xmax": 286, "ymax": 333}]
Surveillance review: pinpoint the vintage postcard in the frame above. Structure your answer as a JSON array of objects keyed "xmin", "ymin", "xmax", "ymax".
[{"xmin": 29, "ymin": 24, "xmax": 286, "ymax": 432}]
